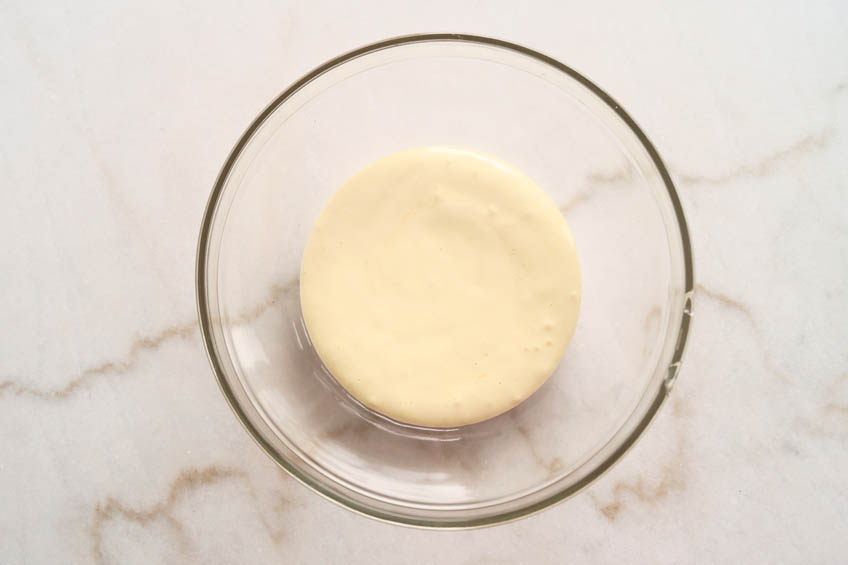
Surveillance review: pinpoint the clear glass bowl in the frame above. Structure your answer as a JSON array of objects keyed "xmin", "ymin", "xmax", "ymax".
[{"xmin": 196, "ymin": 34, "xmax": 694, "ymax": 527}]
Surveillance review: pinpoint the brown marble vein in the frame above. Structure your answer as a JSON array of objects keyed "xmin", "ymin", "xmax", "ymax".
[
  {"xmin": 509, "ymin": 412, "xmax": 564, "ymax": 478},
  {"xmin": 256, "ymin": 493, "xmax": 290, "ymax": 545},
  {"xmin": 90, "ymin": 466, "xmax": 290, "ymax": 563},
  {"xmin": 559, "ymin": 166, "xmax": 634, "ymax": 214},
  {"xmin": 698, "ymin": 285, "xmax": 847, "ymax": 442},
  {"xmin": 596, "ymin": 444, "xmax": 685, "ymax": 521},
  {"xmin": 90, "ymin": 466, "xmax": 244, "ymax": 564},
  {"xmin": 586, "ymin": 168, "xmax": 636, "ymax": 185},
  {"xmin": 696, "ymin": 283, "xmax": 750, "ymax": 314},
  {"xmin": 0, "ymin": 277, "xmax": 299, "ymax": 401},
  {"xmin": 796, "ymin": 372, "xmax": 848, "ymax": 441},
  {"xmin": 318, "ymin": 418, "xmax": 371, "ymax": 443},
  {"xmin": 592, "ymin": 397, "xmax": 687, "ymax": 521},
  {"xmin": 695, "ymin": 283, "xmax": 790, "ymax": 382},
  {"xmin": 825, "ymin": 402, "xmax": 848, "ymax": 415},
  {"xmin": 224, "ymin": 277, "xmax": 299, "ymax": 326},
  {"xmin": 676, "ymin": 129, "xmax": 834, "ymax": 186},
  {"xmin": 0, "ymin": 320, "xmax": 198, "ymax": 400},
  {"xmin": 561, "ymin": 122, "xmax": 836, "ymax": 217}
]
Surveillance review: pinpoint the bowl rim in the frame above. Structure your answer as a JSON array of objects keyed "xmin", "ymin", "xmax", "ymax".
[{"xmin": 196, "ymin": 32, "xmax": 695, "ymax": 528}]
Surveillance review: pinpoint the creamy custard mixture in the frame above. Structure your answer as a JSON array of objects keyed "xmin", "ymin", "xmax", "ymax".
[{"xmin": 300, "ymin": 147, "xmax": 580, "ymax": 427}]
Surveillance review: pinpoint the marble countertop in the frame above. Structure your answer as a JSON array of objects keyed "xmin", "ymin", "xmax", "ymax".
[{"xmin": 2, "ymin": 1, "xmax": 846, "ymax": 563}]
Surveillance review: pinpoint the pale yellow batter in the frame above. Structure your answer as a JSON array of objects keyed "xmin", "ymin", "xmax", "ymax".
[{"xmin": 300, "ymin": 147, "xmax": 580, "ymax": 427}]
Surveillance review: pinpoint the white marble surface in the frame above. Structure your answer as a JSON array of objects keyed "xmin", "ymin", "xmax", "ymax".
[{"xmin": 1, "ymin": 1, "xmax": 846, "ymax": 562}]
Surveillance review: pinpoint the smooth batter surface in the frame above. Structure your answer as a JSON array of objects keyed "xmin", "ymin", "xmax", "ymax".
[{"xmin": 300, "ymin": 147, "xmax": 580, "ymax": 427}]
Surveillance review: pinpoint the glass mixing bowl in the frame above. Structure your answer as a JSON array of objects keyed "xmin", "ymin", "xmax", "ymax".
[{"xmin": 196, "ymin": 34, "xmax": 694, "ymax": 527}]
